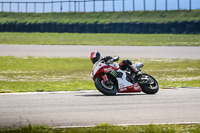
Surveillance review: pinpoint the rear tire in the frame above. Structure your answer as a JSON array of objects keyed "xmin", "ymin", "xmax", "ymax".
[
  {"xmin": 94, "ymin": 77, "xmax": 118, "ymax": 96},
  {"xmin": 138, "ymin": 73, "xmax": 159, "ymax": 94}
]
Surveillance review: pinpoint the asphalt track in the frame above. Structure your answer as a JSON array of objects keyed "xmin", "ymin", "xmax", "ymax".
[
  {"xmin": 0, "ymin": 88, "xmax": 200, "ymax": 129},
  {"xmin": 0, "ymin": 44, "xmax": 200, "ymax": 59}
]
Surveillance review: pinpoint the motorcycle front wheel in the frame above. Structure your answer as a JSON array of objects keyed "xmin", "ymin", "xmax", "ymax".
[
  {"xmin": 94, "ymin": 77, "xmax": 118, "ymax": 96},
  {"xmin": 138, "ymin": 73, "xmax": 159, "ymax": 94}
]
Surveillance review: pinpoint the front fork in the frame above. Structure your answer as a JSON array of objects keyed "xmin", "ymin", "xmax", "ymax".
[
  {"xmin": 101, "ymin": 75, "xmax": 113, "ymax": 86},
  {"xmin": 102, "ymin": 75, "xmax": 107, "ymax": 83}
]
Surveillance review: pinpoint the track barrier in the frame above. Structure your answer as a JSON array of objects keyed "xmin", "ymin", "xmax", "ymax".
[{"xmin": 0, "ymin": 21, "xmax": 200, "ymax": 34}]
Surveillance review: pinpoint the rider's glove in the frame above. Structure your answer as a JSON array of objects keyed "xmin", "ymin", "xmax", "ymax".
[{"xmin": 102, "ymin": 56, "xmax": 112, "ymax": 62}]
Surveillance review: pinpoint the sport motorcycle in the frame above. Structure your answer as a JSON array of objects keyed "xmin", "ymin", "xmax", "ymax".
[{"xmin": 90, "ymin": 56, "xmax": 159, "ymax": 95}]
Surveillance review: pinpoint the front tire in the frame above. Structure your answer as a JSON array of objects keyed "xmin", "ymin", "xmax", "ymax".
[
  {"xmin": 138, "ymin": 73, "xmax": 159, "ymax": 94},
  {"xmin": 94, "ymin": 77, "xmax": 118, "ymax": 96}
]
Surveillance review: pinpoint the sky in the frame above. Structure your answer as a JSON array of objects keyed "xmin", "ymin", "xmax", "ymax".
[{"xmin": 0, "ymin": 0, "xmax": 200, "ymax": 13}]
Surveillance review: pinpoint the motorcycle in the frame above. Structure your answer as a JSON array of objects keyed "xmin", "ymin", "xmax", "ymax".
[{"xmin": 90, "ymin": 56, "xmax": 159, "ymax": 95}]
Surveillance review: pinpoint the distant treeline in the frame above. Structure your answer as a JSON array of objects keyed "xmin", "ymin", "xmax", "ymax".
[{"xmin": 0, "ymin": 21, "xmax": 200, "ymax": 34}]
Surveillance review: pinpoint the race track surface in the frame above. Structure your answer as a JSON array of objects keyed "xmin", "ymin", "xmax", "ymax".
[
  {"xmin": 0, "ymin": 88, "xmax": 199, "ymax": 129},
  {"xmin": 0, "ymin": 45, "xmax": 199, "ymax": 129},
  {"xmin": 0, "ymin": 45, "xmax": 200, "ymax": 59}
]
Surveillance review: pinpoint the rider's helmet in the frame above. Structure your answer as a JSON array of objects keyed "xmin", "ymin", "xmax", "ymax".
[{"xmin": 90, "ymin": 51, "xmax": 101, "ymax": 64}]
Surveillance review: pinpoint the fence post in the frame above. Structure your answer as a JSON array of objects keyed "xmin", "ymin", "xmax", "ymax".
[
  {"xmin": 189, "ymin": 0, "xmax": 191, "ymax": 10},
  {"xmin": 26, "ymin": 2, "xmax": 27, "ymax": 13},
  {"xmin": 122, "ymin": 0, "xmax": 124, "ymax": 11},
  {"xmin": 60, "ymin": 2, "xmax": 62, "ymax": 12},
  {"xmin": 166, "ymin": 0, "xmax": 167, "ymax": 11},
  {"xmin": 93, "ymin": 0, "xmax": 95, "ymax": 12},
  {"xmin": 10, "ymin": 2, "xmax": 11, "ymax": 12},
  {"xmin": 18, "ymin": 2, "xmax": 19, "ymax": 12},
  {"xmin": 103, "ymin": 0, "xmax": 105, "ymax": 12},
  {"xmin": 51, "ymin": 1, "xmax": 53, "ymax": 12},
  {"xmin": 75, "ymin": 1, "xmax": 76, "ymax": 12},
  {"xmin": 177, "ymin": 0, "xmax": 179, "ymax": 10},
  {"xmin": 2, "ymin": 2, "xmax": 3, "ymax": 12},
  {"xmin": 43, "ymin": 2, "xmax": 45, "ymax": 13},
  {"xmin": 155, "ymin": 0, "xmax": 156, "ymax": 11},
  {"xmin": 133, "ymin": 0, "xmax": 135, "ymax": 11},
  {"xmin": 84, "ymin": 1, "xmax": 85, "ymax": 12},
  {"xmin": 34, "ymin": 2, "xmax": 36, "ymax": 12},
  {"xmin": 113, "ymin": 0, "xmax": 115, "ymax": 12},
  {"xmin": 78, "ymin": 1, "xmax": 80, "ymax": 12},
  {"xmin": 144, "ymin": 0, "xmax": 146, "ymax": 11},
  {"xmin": 69, "ymin": 1, "xmax": 71, "ymax": 12}
]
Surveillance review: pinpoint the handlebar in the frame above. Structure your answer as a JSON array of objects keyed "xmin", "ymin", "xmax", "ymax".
[{"xmin": 101, "ymin": 56, "xmax": 119, "ymax": 64}]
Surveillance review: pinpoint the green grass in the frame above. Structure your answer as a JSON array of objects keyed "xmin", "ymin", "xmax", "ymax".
[
  {"xmin": 1, "ymin": 123, "xmax": 200, "ymax": 133},
  {"xmin": 0, "ymin": 33, "xmax": 200, "ymax": 46},
  {"xmin": 0, "ymin": 10, "xmax": 200, "ymax": 24},
  {"xmin": 0, "ymin": 57, "xmax": 199, "ymax": 93},
  {"xmin": 0, "ymin": 57, "xmax": 93, "ymax": 92}
]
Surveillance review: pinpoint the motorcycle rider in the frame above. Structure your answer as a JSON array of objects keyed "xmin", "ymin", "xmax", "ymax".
[
  {"xmin": 90, "ymin": 51, "xmax": 133, "ymax": 79},
  {"xmin": 90, "ymin": 51, "xmax": 102, "ymax": 64},
  {"xmin": 90, "ymin": 51, "xmax": 132, "ymax": 69},
  {"xmin": 90, "ymin": 51, "xmax": 113, "ymax": 79},
  {"xmin": 90, "ymin": 51, "xmax": 113, "ymax": 64}
]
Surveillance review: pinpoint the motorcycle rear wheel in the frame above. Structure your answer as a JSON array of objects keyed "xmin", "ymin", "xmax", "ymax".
[
  {"xmin": 94, "ymin": 77, "xmax": 118, "ymax": 96},
  {"xmin": 138, "ymin": 73, "xmax": 159, "ymax": 94}
]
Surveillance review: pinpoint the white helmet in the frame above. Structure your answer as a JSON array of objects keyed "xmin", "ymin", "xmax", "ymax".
[{"xmin": 90, "ymin": 51, "xmax": 101, "ymax": 64}]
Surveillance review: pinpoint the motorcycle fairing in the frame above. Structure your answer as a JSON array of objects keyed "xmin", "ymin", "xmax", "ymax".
[
  {"xmin": 118, "ymin": 83, "xmax": 142, "ymax": 93},
  {"xmin": 91, "ymin": 61, "xmax": 119, "ymax": 80},
  {"xmin": 91, "ymin": 61, "xmax": 142, "ymax": 93},
  {"xmin": 115, "ymin": 69, "xmax": 141, "ymax": 92},
  {"xmin": 116, "ymin": 69, "xmax": 132, "ymax": 88}
]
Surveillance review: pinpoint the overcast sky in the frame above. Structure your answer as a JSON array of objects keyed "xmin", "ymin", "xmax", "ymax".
[{"xmin": 0, "ymin": 0, "xmax": 200, "ymax": 13}]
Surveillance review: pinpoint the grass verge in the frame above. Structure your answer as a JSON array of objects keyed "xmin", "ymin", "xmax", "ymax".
[
  {"xmin": 0, "ymin": 10, "xmax": 200, "ymax": 24},
  {"xmin": 1, "ymin": 123, "xmax": 200, "ymax": 133},
  {"xmin": 0, "ymin": 33, "xmax": 200, "ymax": 46},
  {"xmin": 0, "ymin": 57, "xmax": 199, "ymax": 93}
]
